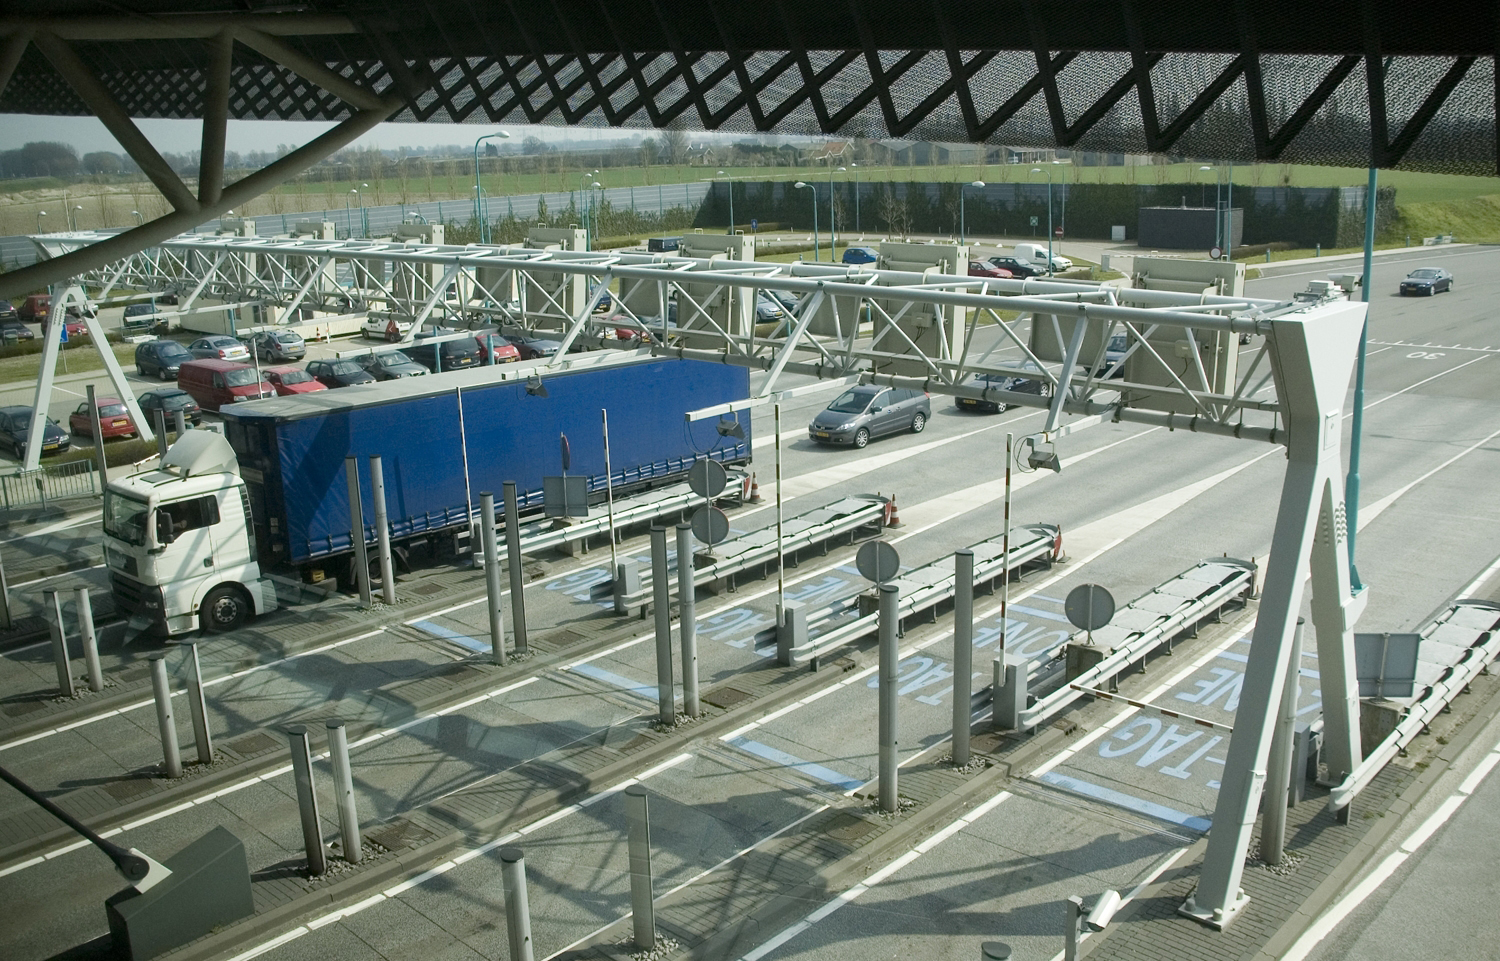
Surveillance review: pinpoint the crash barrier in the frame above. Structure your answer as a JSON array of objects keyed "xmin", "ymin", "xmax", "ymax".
[
  {"xmin": 515, "ymin": 471, "xmax": 746, "ymax": 557},
  {"xmin": 1016, "ymin": 558, "xmax": 1257, "ymax": 733},
  {"xmin": 792, "ymin": 523, "xmax": 1062, "ymax": 665},
  {"xmin": 1329, "ymin": 600, "xmax": 1500, "ymax": 812},
  {"xmin": 615, "ymin": 494, "xmax": 889, "ymax": 611},
  {"xmin": 0, "ymin": 458, "xmax": 99, "ymax": 510}
]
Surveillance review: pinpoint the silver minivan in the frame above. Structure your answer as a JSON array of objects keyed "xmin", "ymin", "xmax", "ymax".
[{"xmin": 808, "ymin": 386, "xmax": 931, "ymax": 448}]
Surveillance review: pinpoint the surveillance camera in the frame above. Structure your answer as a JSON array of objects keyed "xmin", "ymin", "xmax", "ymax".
[{"xmin": 1084, "ymin": 889, "xmax": 1122, "ymax": 932}]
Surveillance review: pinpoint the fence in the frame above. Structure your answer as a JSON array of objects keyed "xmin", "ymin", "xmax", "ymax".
[{"xmin": 0, "ymin": 458, "xmax": 100, "ymax": 510}]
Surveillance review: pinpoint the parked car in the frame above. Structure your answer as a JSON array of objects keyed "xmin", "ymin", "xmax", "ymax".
[
  {"xmin": 135, "ymin": 339, "xmax": 195, "ymax": 380},
  {"xmin": 842, "ymin": 246, "xmax": 879, "ymax": 265},
  {"xmin": 808, "ymin": 386, "xmax": 931, "ymax": 448},
  {"xmin": 501, "ymin": 331, "xmax": 562, "ymax": 360},
  {"xmin": 263, "ymin": 366, "xmax": 329, "ymax": 396},
  {"xmin": 987, "ymin": 255, "xmax": 1046, "ymax": 278},
  {"xmin": 1, "ymin": 320, "xmax": 35, "ymax": 342},
  {"xmin": 955, "ymin": 361, "xmax": 1049, "ymax": 413},
  {"xmin": 1399, "ymin": 267, "xmax": 1453, "ymax": 296},
  {"xmin": 188, "ymin": 335, "xmax": 251, "ymax": 361},
  {"xmin": 248, "ymin": 328, "xmax": 307, "ymax": 362},
  {"xmin": 0, "ymin": 301, "xmax": 16, "ymax": 323},
  {"xmin": 472, "ymin": 333, "xmax": 522, "ymax": 365},
  {"xmin": 755, "ymin": 291, "xmax": 786, "ymax": 325},
  {"xmin": 177, "ymin": 359, "xmax": 274, "ymax": 411},
  {"xmin": 353, "ymin": 349, "xmax": 430, "ymax": 380},
  {"xmin": 69, "ymin": 397, "xmax": 138, "ymax": 439},
  {"xmin": 1012, "ymin": 243, "xmax": 1072, "ymax": 272},
  {"xmin": 589, "ymin": 284, "xmax": 614, "ymax": 313},
  {"xmin": 1099, "ymin": 333, "xmax": 1129, "ymax": 378},
  {"xmin": 305, "ymin": 358, "xmax": 377, "ymax": 389},
  {"xmin": 0, "ymin": 406, "xmax": 70, "ymax": 458},
  {"xmin": 136, "ymin": 388, "xmax": 202, "ymax": 427},
  {"xmin": 407, "ymin": 332, "xmax": 485, "ymax": 373},
  {"xmin": 968, "ymin": 261, "xmax": 1014, "ymax": 279},
  {"xmin": 17, "ymin": 294, "xmax": 50, "ymax": 324},
  {"xmin": 647, "ymin": 236, "xmax": 681, "ymax": 253},
  {"xmin": 766, "ymin": 289, "xmax": 800, "ymax": 314},
  {"xmin": 363, "ymin": 314, "xmax": 413, "ymax": 341},
  {"xmin": 121, "ymin": 301, "xmax": 167, "ymax": 335},
  {"xmin": 63, "ymin": 318, "xmax": 89, "ymax": 339}
]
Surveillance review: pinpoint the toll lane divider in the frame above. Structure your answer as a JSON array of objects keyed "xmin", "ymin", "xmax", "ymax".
[
  {"xmin": 1018, "ymin": 557, "xmax": 1257, "ymax": 732},
  {"xmin": 791, "ymin": 523, "xmax": 1061, "ymax": 663},
  {"xmin": 511, "ymin": 473, "xmax": 745, "ymax": 556}
]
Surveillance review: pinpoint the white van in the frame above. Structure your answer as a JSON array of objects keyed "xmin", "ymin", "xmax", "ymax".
[{"xmin": 1013, "ymin": 243, "xmax": 1072, "ymax": 272}]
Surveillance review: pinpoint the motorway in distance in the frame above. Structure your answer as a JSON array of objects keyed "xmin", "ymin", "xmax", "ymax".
[{"xmin": 0, "ymin": 245, "xmax": 1497, "ymax": 961}]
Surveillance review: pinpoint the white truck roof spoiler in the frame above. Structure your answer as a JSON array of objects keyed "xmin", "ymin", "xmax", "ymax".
[{"xmin": 161, "ymin": 430, "xmax": 240, "ymax": 478}]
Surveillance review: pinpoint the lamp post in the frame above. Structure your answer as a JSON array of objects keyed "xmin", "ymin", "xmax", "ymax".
[
  {"xmin": 718, "ymin": 169, "xmax": 734, "ymax": 235},
  {"xmin": 960, "ymin": 180, "xmax": 985, "ymax": 246},
  {"xmin": 1029, "ymin": 166, "xmax": 1055, "ymax": 273},
  {"xmin": 578, "ymin": 170, "xmax": 599, "ymax": 246},
  {"xmin": 36, "ymin": 210, "xmax": 46, "ymax": 233},
  {"xmin": 851, "ymin": 162, "xmax": 861, "ymax": 234},
  {"xmin": 345, "ymin": 190, "xmax": 357, "ymax": 239},
  {"xmin": 70, "ymin": 205, "xmax": 83, "ymax": 231},
  {"xmin": 473, "ymin": 131, "xmax": 511, "ymax": 243},
  {"xmin": 587, "ymin": 181, "xmax": 602, "ymax": 249},
  {"xmin": 794, "ymin": 182, "xmax": 818, "ymax": 261},
  {"xmin": 828, "ymin": 165, "xmax": 846, "ymax": 254},
  {"xmin": 1198, "ymin": 163, "xmax": 1234, "ymax": 258},
  {"xmin": 130, "ymin": 210, "xmax": 143, "ymax": 225}
]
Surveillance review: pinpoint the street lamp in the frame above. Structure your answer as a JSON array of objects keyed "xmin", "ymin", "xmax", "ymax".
[
  {"xmin": 851, "ymin": 163, "xmax": 861, "ymax": 234},
  {"xmin": 960, "ymin": 180, "xmax": 985, "ymax": 246},
  {"xmin": 579, "ymin": 170, "xmax": 599, "ymax": 246},
  {"xmin": 130, "ymin": 210, "xmax": 143, "ymax": 225},
  {"xmin": 36, "ymin": 210, "xmax": 46, "ymax": 233},
  {"xmin": 345, "ymin": 190, "xmax": 357, "ymax": 239},
  {"xmin": 829, "ymin": 165, "xmax": 846, "ymax": 254},
  {"xmin": 794, "ymin": 182, "xmax": 819, "ymax": 261},
  {"xmin": 583, "ymin": 179, "xmax": 602, "ymax": 249},
  {"xmin": 353, "ymin": 183, "xmax": 370, "ymax": 237},
  {"xmin": 70, "ymin": 205, "xmax": 83, "ymax": 231},
  {"xmin": 1198, "ymin": 163, "xmax": 1234, "ymax": 259},
  {"xmin": 1029, "ymin": 166, "xmax": 1056, "ymax": 273},
  {"xmin": 718, "ymin": 169, "xmax": 734, "ymax": 235},
  {"xmin": 473, "ymin": 131, "xmax": 511, "ymax": 243}
]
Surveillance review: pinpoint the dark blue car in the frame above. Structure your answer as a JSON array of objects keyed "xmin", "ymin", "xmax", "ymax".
[{"xmin": 842, "ymin": 246, "xmax": 879, "ymax": 265}]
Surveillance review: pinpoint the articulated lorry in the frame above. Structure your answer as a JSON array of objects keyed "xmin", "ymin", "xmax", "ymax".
[{"xmin": 103, "ymin": 353, "xmax": 752, "ymax": 635}]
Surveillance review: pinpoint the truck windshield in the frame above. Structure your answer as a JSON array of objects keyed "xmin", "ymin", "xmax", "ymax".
[{"xmin": 103, "ymin": 490, "xmax": 150, "ymax": 546}]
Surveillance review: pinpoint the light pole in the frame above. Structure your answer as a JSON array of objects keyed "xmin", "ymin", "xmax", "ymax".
[
  {"xmin": 718, "ymin": 169, "xmax": 734, "ymax": 235},
  {"xmin": 587, "ymin": 181, "xmax": 602, "ymax": 249},
  {"xmin": 578, "ymin": 170, "xmax": 599, "ymax": 245},
  {"xmin": 130, "ymin": 210, "xmax": 143, "ymax": 225},
  {"xmin": 345, "ymin": 190, "xmax": 357, "ymax": 239},
  {"xmin": 960, "ymin": 180, "xmax": 985, "ymax": 246},
  {"xmin": 473, "ymin": 131, "xmax": 511, "ymax": 243},
  {"xmin": 1029, "ymin": 166, "xmax": 1055, "ymax": 273},
  {"xmin": 828, "ymin": 165, "xmax": 846, "ymax": 254},
  {"xmin": 851, "ymin": 163, "xmax": 860, "ymax": 234},
  {"xmin": 794, "ymin": 182, "xmax": 819, "ymax": 261},
  {"xmin": 70, "ymin": 205, "xmax": 83, "ymax": 231},
  {"xmin": 36, "ymin": 210, "xmax": 46, "ymax": 233}
]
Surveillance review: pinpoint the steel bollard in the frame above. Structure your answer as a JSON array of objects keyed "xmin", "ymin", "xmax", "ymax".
[
  {"xmin": 172, "ymin": 409, "xmax": 186, "ymax": 435},
  {"xmin": 500, "ymin": 847, "xmax": 535, "ymax": 961},
  {"xmin": 650, "ymin": 525, "xmax": 675, "ymax": 726},
  {"xmin": 480, "ymin": 491, "xmax": 507, "ymax": 665},
  {"xmin": 614, "ymin": 559, "xmax": 640, "ymax": 616},
  {"xmin": 993, "ymin": 657, "xmax": 1026, "ymax": 731},
  {"xmin": 953, "ymin": 549, "xmax": 974, "ymax": 767},
  {"xmin": 776, "ymin": 601, "xmax": 806, "ymax": 667},
  {"xmin": 503, "ymin": 482, "xmax": 529, "ymax": 654},
  {"xmin": 183, "ymin": 641, "xmax": 213, "ymax": 764},
  {"xmin": 0, "ymin": 550, "xmax": 11, "ymax": 632},
  {"xmin": 676, "ymin": 523, "xmax": 699, "ymax": 718},
  {"xmin": 148, "ymin": 653, "xmax": 183, "ymax": 778},
  {"xmin": 878, "ymin": 583, "xmax": 899, "ymax": 813},
  {"xmin": 370, "ymin": 455, "xmax": 396, "ymax": 604},
  {"xmin": 326, "ymin": 720, "xmax": 362, "ymax": 863},
  {"xmin": 44, "ymin": 589, "xmax": 75, "ymax": 698},
  {"xmin": 75, "ymin": 588, "xmax": 103, "ymax": 693},
  {"xmin": 285, "ymin": 726, "xmax": 327, "ymax": 875},
  {"xmin": 345, "ymin": 455, "xmax": 373, "ymax": 608},
  {"xmin": 625, "ymin": 784, "xmax": 656, "ymax": 949}
]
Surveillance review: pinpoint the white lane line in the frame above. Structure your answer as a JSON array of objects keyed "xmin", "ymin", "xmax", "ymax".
[
  {"xmin": 8, "ymin": 562, "xmax": 107, "ymax": 590},
  {"xmin": 0, "ymin": 511, "xmax": 102, "ymax": 545},
  {"xmin": 1370, "ymin": 341, "xmax": 1500, "ymax": 354},
  {"xmin": 1356, "ymin": 425, "xmax": 1500, "ymax": 530},
  {"xmin": 1364, "ymin": 353, "xmax": 1488, "ymax": 410},
  {"xmin": 1280, "ymin": 732, "xmax": 1500, "ymax": 961},
  {"xmin": 222, "ymin": 752, "xmax": 695, "ymax": 961}
]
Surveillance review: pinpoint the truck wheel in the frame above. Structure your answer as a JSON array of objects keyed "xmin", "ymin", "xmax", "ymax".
[
  {"xmin": 911, "ymin": 412, "xmax": 926, "ymax": 434},
  {"xmin": 853, "ymin": 428, "xmax": 870, "ymax": 449},
  {"xmin": 200, "ymin": 586, "xmax": 249, "ymax": 632}
]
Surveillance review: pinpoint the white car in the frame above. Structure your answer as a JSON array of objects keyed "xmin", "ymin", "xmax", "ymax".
[{"xmin": 363, "ymin": 313, "xmax": 413, "ymax": 341}]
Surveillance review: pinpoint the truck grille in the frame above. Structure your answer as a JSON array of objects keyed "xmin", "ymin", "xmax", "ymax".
[{"xmin": 109, "ymin": 572, "xmax": 164, "ymax": 616}]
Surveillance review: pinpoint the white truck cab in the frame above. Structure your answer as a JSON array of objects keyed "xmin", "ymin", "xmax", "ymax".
[
  {"xmin": 1013, "ymin": 242, "xmax": 1073, "ymax": 272},
  {"xmin": 103, "ymin": 431, "xmax": 276, "ymax": 635}
]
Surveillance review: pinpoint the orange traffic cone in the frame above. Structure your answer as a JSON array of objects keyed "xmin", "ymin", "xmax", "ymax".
[
  {"xmin": 750, "ymin": 472, "xmax": 762, "ymax": 502},
  {"xmin": 1052, "ymin": 524, "xmax": 1065, "ymax": 562},
  {"xmin": 886, "ymin": 495, "xmax": 902, "ymax": 527}
]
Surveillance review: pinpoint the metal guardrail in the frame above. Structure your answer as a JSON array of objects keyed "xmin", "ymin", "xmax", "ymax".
[
  {"xmin": 794, "ymin": 523, "xmax": 1061, "ymax": 664},
  {"xmin": 1019, "ymin": 557, "xmax": 1257, "ymax": 733},
  {"xmin": 515, "ymin": 472, "xmax": 746, "ymax": 556},
  {"xmin": 617, "ymin": 494, "xmax": 889, "ymax": 610},
  {"xmin": 0, "ymin": 459, "xmax": 99, "ymax": 510},
  {"xmin": 1329, "ymin": 600, "xmax": 1500, "ymax": 812}
]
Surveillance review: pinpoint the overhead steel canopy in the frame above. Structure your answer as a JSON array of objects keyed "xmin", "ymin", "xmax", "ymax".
[{"xmin": 2, "ymin": 1, "xmax": 1496, "ymax": 176}]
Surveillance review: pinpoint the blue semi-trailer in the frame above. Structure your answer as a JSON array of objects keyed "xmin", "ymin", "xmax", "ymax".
[{"xmin": 103, "ymin": 353, "xmax": 751, "ymax": 633}]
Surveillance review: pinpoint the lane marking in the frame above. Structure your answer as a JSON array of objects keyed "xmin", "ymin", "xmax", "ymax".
[
  {"xmin": 727, "ymin": 737, "xmax": 864, "ymax": 792},
  {"xmin": 569, "ymin": 663, "xmax": 659, "ymax": 702},
  {"xmin": 1357, "ymin": 425, "xmax": 1500, "ymax": 531},
  {"xmin": 1037, "ymin": 771, "xmax": 1213, "ymax": 832}
]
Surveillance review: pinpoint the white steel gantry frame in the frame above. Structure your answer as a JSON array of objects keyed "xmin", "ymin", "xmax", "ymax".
[{"xmin": 61, "ymin": 236, "xmax": 1367, "ymax": 928}]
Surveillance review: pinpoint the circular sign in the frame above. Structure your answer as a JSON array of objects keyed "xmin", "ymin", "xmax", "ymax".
[
  {"xmin": 856, "ymin": 540, "xmax": 901, "ymax": 584},
  {"xmin": 1065, "ymin": 584, "xmax": 1116, "ymax": 632},
  {"xmin": 1209, "ymin": 246, "xmax": 1223, "ymax": 261},
  {"xmin": 559, "ymin": 433, "xmax": 571, "ymax": 471},
  {"xmin": 691, "ymin": 505, "xmax": 730, "ymax": 545},
  {"xmin": 688, "ymin": 459, "xmax": 728, "ymax": 499}
]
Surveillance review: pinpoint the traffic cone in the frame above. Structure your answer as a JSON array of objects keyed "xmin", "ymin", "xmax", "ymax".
[
  {"xmin": 750, "ymin": 472, "xmax": 762, "ymax": 502},
  {"xmin": 1052, "ymin": 524, "xmax": 1065, "ymax": 562},
  {"xmin": 886, "ymin": 495, "xmax": 902, "ymax": 527}
]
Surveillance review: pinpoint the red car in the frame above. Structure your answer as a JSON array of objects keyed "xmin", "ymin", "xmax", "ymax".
[
  {"xmin": 968, "ymin": 261, "xmax": 1014, "ymax": 279},
  {"xmin": 63, "ymin": 319, "xmax": 89, "ymax": 339},
  {"xmin": 69, "ymin": 397, "xmax": 137, "ymax": 439},
  {"xmin": 475, "ymin": 332, "xmax": 521, "ymax": 364},
  {"xmin": 265, "ymin": 366, "xmax": 329, "ymax": 396}
]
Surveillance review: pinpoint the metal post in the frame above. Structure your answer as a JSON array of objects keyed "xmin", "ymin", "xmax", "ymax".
[
  {"xmin": 625, "ymin": 784, "xmax": 656, "ymax": 950},
  {"xmin": 44, "ymin": 590, "xmax": 74, "ymax": 698},
  {"xmin": 503, "ymin": 481, "xmax": 529, "ymax": 654},
  {"xmin": 1063, "ymin": 895, "xmax": 1085, "ymax": 961},
  {"xmin": 369, "ymin": 454, "xmax": 396, "ymax": 604},
  {"xmin": 480, "ymin": 492, "xmax": 507, "ymax": 665},
  {"xmin": 74, "ymin": 587, "xmax": 103, "ymax": 693},
  {"xmin": 326, "ymin": 720, "xmax": 362, "ymax": 863},
  {"xmin": 614, "ymin": 558, "xmax": 640, "ymax": 617},
  {"xmin": 500, "ymin": 847, "xmax": 535, "ymax": 961},
  {"xmin": 777, "ymin": 600, "xmax": 806, "ymax": 667},
  {"xmin": 994, "ymin": 657, "xmax": 1026, "ymax": 731},
  {"xmin": 1347, "ymin": 166, "xmax": 1377, "ymax": 593},
  {"xmin": 651, "ymin": 525, "xmax": 675, "ymax": 726},
  {"xmin": 878, "ymin": 583, "xmax": 899, "ymax": 813},
  {"xmin": 676, "ymin": 523, "xmax": 699, "ymax": 718},
  {"xmin": 1261, "ymin": 618, "xmax": 1305, "ymax": 865},
  {"xmin": 602, "ymin": 409, "xmax": 619, "ymax": 579},
  {"xmin": 345, "ymin": 456, "xmax": 373, "ymax": 608},
  {"xmin": 183, "ymin": 641, "xmax": 213, "ymax": 764},
  {"xmin": 148, "ymin": 653, "xmax": 183, "ymax": 778},
  {"xmin": 0, "ymin": 551, "xmax": 10, "ymax": 632},
  {"xmin": 1001, "ymin": 433, "xmax": 1013, "ymax": 655},
  {"xmin": 286, "ymin": 726, "xmax": 326, "ymax": 876},
  {"xmin": 775, "ymin": 402, "xmax": 785, "ymax": 614},
  {"xmin": 153, "ymin": 409, "xmax": 169, "ymax": 459},
  {"xmin": 86, "ymin": 383, "xmax": 108, "ymax": 486},
  {"xmin": 953, "ymin": 550, "xmax": 975, "ymax": 766},
  {"xmin": 173, "ymin": 408, "xmax": 186, "ymax": 435}
]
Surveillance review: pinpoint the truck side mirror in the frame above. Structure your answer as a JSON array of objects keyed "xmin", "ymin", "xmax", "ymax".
[{"xmin": 155, "ymin": 512, "xmax": 176, "ymax": 546}]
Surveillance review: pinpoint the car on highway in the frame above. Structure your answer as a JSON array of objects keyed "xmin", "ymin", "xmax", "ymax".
[
  {"xmin": 808, "ymin": 385, "xmax": 931, "ymax": 449},
  {"xmin": 306, "ymin": 358, "xmax": 378, "ymax": 389},
  {"xmin": 987, "ymin": 255, "xmax": 1047, "ymax": 278},
  {"xmin": 134, "ymin": 339, "xmax": 194, "ymax": 380},
  {"xmin": 136, "ymin": 388, "xmax": 202, "ymax": 427},
  {"xmin": 968, "ymin": 261, "xmax": 1014, "ymax": 279},
  {"xmin": 188, "ymin": 335, "xmax": 251, "ymax": 361},
  {"xmin": 955, "ymin": 361, "xmax": 1050, "ymax": 413},
  {"xmin": 264, "ymin": 366, "xmax": 329, "ymax": 396},
  {"xmin": 1, "ymin": 320, "xmax": 35, "ymax": 342},
  {"xmin": 0, "ymin": 406, "xmax": 70, "ymax": 458},
  {"xmin": 353, "ymin": 349, "xmax": 430, "ymax": 380},
  {"xmin": 68, "ymin": 397, "xmax": 138, "ymax": 439},
  {"xmin": 248, "ymin": 328, "xmax": 307, "ymax": 362},
  {"xmin": 1399, "ymin": 267, "xmax": 1453, "ymax": 296},
  {"xmin": 842, "ymin": 246, "xmax": 879, "ymax": 265}
]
